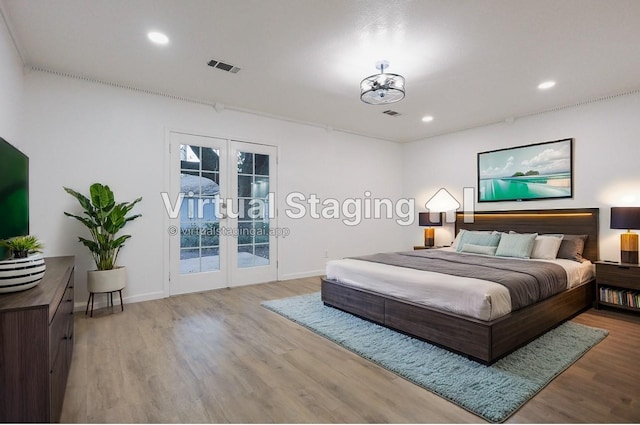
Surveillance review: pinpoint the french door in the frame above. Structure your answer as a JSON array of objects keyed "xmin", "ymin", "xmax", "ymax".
[{"xmin": 167, "ymin": 131, "xmax": 277, "ymax": 295}]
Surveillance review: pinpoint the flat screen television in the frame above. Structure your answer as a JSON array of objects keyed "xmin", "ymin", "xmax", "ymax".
[{"xmin": 0, "ymin": 137, "xmax": 29, "ymax": 259}]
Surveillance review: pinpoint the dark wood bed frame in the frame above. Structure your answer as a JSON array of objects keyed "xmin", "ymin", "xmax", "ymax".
[{"xmin": 321, "ymin": 208, "xmax": 599, "ymax": 364}]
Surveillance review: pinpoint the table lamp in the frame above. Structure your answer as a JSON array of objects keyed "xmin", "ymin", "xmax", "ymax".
[
  {"xmin": 419, "ymin": 212, "xmax": 443, "ymax": 247},
  {"xmin": 610, "ymin": 207, "xmax": 640, "ymax": 263}
]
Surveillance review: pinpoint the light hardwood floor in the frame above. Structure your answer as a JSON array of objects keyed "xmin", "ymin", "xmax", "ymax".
[{"xmin": 62, "ymin": 277, "xmax": 640, "ymax": 423}]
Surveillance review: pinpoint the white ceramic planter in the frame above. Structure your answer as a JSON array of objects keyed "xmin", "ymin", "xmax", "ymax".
[
  {"xmin": 87, "ymin": 267, "xmax": 126, "ymax": 293},
  {"xmin": 0, "ymin": 254, "xmax": 46, "ymax": 293}
]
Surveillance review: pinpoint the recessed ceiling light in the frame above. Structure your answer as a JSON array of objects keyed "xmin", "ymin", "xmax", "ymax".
[
  {"xmin": 537, "ymin": 81, "xmax": 556, "ymax": 90},
  {"xmin": 147, "ymin": 31, "xmax": 169, "ymax": 45},
  {"xmin": 422, "ymin": 115, "xmax": 434, "ymax": 123}
]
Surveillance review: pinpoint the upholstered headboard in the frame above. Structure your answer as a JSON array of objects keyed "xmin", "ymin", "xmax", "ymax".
[{"xmin": 455, "ymin": 208, "xmax": 599, "ymax": 261}]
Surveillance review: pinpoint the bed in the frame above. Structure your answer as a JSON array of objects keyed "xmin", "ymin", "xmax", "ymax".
[{"xmin": 321, "ymin": 208, "xmax": 598, "ymax": 364}]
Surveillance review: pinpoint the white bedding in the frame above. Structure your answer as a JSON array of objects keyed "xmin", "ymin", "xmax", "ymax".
[{"xmin": 325, "ymin": 247, "xmax": 595, "ymax": 321}]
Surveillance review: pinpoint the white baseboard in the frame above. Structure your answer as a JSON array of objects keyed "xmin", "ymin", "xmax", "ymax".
[
  {"xmin": 278, "ymin": 269, "xmax": 324, "ymax": 281},
  {"xmin": 73, "ymin": 290, "xmax": 165, "ymax": 312}
]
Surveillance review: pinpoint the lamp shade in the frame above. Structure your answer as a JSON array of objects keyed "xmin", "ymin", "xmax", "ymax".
[
  {"xmin": 419, "ymin": 212, "xmax": 443, "ymax": 227},
  {"xmin": 610, "ymin": 207, "xmax": 640, "ymax": 230}
]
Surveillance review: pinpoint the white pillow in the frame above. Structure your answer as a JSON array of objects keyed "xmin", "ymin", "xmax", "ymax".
[{"xmin": 530, "ymin": 234, "xmax": 564, "ymax": 260}]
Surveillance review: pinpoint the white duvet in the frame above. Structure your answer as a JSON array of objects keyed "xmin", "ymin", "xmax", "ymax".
[{"xmin": 325, "ymin": 248, "xmax": 595, "ymax": 321}]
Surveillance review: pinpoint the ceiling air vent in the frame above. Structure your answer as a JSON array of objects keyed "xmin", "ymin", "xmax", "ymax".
[
  {"xmin": 207, "ymin": 59, "xmax": 241, "ymax": 74},
  {"xmin": 382, "ymin": 110, "xmax": 401, "ymax": 116}
]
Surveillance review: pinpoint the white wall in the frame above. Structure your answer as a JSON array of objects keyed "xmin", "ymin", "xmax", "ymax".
[
  {"xmin": 20, "ymin": 71, "xmax": 406, "ymax": 307},
  {"xmin": 0, "ymin": 12, "xmax": 24, "ymax": 144},
  {"xmin": 403, "ymin": 92, "xmax": 640, "ymax": 261}
]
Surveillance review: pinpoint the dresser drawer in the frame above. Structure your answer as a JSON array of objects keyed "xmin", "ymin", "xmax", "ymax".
[
  {"xmin": 49, "ymin": 345, "xmax": 68, "ymax": 422},
  {"xmin": 596, "ymin": 263, "xmax": 640, "ymax": 290},
  {"xmin": 49, "ymin": 285, "xmax": 74, "ymax": 366}
]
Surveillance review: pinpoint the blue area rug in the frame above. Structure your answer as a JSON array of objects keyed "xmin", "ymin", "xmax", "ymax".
[{"xmin": 262, "ymin": 292, "xmax": 607, "ymax": 423}]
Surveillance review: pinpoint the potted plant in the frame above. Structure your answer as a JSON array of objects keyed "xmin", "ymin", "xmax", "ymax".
[
  {"xmin": 1, "ymin": 235, "xmax": 44, "ymax": 259},
  {"xmin": 64, "ymin": 183, "xmax": 142, "ymax": 295},
  {"xmin": 0, "ymin": 235, "xmax": 46, "ymax": 293}
]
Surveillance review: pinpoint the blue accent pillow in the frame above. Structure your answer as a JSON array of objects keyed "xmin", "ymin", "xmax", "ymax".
[
  {"xmin": 460, "ymin": 243, "xmax": 498, "ymax": 256},
  {"xmin": 495, "ymin": 233, "xmax": 537, "ymax": 259},
  {"xmin": 455, "ymin": 231, "xmax": 502, "ymax": 252}
]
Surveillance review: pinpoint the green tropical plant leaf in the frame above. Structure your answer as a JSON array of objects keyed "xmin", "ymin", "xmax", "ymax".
[
  {"xmin": 90, "ymin": 183, "xmax": 115, "ymax": 212},
  {"xmin": 112, "ymin": 235, "xmax": 131, "ymax": 249},
  {"xmin": 64, "ymin": 187, "xmax": 94, "ymax": 213},
  {"xmin": 63, "ymin": 211, "xmax": 97, "ymax": 229}
]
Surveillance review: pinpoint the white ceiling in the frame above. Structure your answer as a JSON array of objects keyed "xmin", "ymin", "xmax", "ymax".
[{"xmin": 3, "ymin": 0, "xmax": 640, "ymax": 143}]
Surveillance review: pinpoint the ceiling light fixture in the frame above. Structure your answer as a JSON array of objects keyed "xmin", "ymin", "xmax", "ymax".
[
  {"xmin": 422, "ymin": 115, "xmax": 434, "ymax": 123},
  {"xmin": 147, "ymin": 31, "xmax": 169, "ymax": 45},
  {"xmin": 360, "ymin": 61, "xmax": 405, "ymax": 105},
  {"xmin": 537, "ymin": 80, "xmax": 556, "ymax": 90}
]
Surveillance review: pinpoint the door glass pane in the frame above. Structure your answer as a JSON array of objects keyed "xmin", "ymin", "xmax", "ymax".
[
  {"xmin": 255, "ymin": 221, "xmax": 269, "ymax": 244},
  {"xmin": 237, "ymin": 152, "xmax": 254, "ymax": 174},
  {"xmin": 238, "ymin": 175, "xmax": 252, "ymax": 197},
  {"xmin": 255, "ymin": 154, "xmax": 269, "ymax": 176},
  {"xmin": 253, "ymin": 176, "xmax": 269, "ymax": 198},
  {"xmin": 180, "ymin": 248, "xmax": 200, "ymax": 274},
  {"xmin": 201, "ymin": 172, "xmax": 220, "ymax": 191},
  {"xmin": 237, "ymin": 222, "xmax": 253, "ymax": 245},
  {"xmin": 201, "ymin": 147, "xmax": 220, "ymax": 172},
  {"xmin": 201, "ymin": 223, "xmax": 220, "ymax": 247},
  {"xmin": 255, "ymin": 244, "xmax": 269, "ymax": 262},
  {"xmin": 180, "ymin": 145, "xmax": 200, "ymax": 170},
  {"xmin": 179, "ymin": 144, "xmax": 221, "ymax": 274},
  {"xmin": 201, "ymin": 247, "xmax": 220, "ymax": 272},
  {"xmin": 180, "ymin": 223, "xmax": 199, "ymax": 248},
  {"xmin": 237, "ymin": 245, "xmax": 254, "ymax": 267}
]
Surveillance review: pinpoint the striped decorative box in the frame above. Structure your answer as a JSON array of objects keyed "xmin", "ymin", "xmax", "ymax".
[{"xmin": 0, "ymin": 254, "xmax": 46, "ymax": 293}]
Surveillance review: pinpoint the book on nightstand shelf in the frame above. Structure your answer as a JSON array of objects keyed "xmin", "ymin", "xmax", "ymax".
[{"xmin": 599, "ymin": 287, "xmax": 640, "ymax": 308}]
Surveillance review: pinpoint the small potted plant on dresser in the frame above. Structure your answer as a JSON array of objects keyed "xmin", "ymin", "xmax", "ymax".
[
  {"xmin": 64, "ymin": 183, "xmax": 142, "ymax": 315},
  {"xmin": 1, "ymin": 235, "xmax": 44, "ymax": 259},
  {"xmin": 0, "ymin": 235, "xmax": 46, "ymax": 293}
]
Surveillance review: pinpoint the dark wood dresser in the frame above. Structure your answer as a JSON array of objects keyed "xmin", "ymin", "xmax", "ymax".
[{"xmin": 0, "ymin": 256, "xmax": 75, "ymax": 423}]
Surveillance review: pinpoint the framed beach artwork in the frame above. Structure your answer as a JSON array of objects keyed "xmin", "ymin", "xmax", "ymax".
[{"xmin": 477, "ymin": 138, "xmax": 573, "ymax": 202}]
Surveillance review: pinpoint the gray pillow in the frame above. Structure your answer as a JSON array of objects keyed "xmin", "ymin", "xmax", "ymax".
[{"xmin": 556, "ymin": 234, "xmax": 588, "ymax": 262}]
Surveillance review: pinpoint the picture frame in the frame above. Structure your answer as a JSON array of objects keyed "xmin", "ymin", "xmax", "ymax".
[{"xmin": 477, "ymin": 138, "xmax": 573, "ymax": 202}]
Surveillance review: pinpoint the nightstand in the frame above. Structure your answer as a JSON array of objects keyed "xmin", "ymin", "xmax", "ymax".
[{"xmin": 595, "ymin": 261, "xmax": 640, "ymax": 313}]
